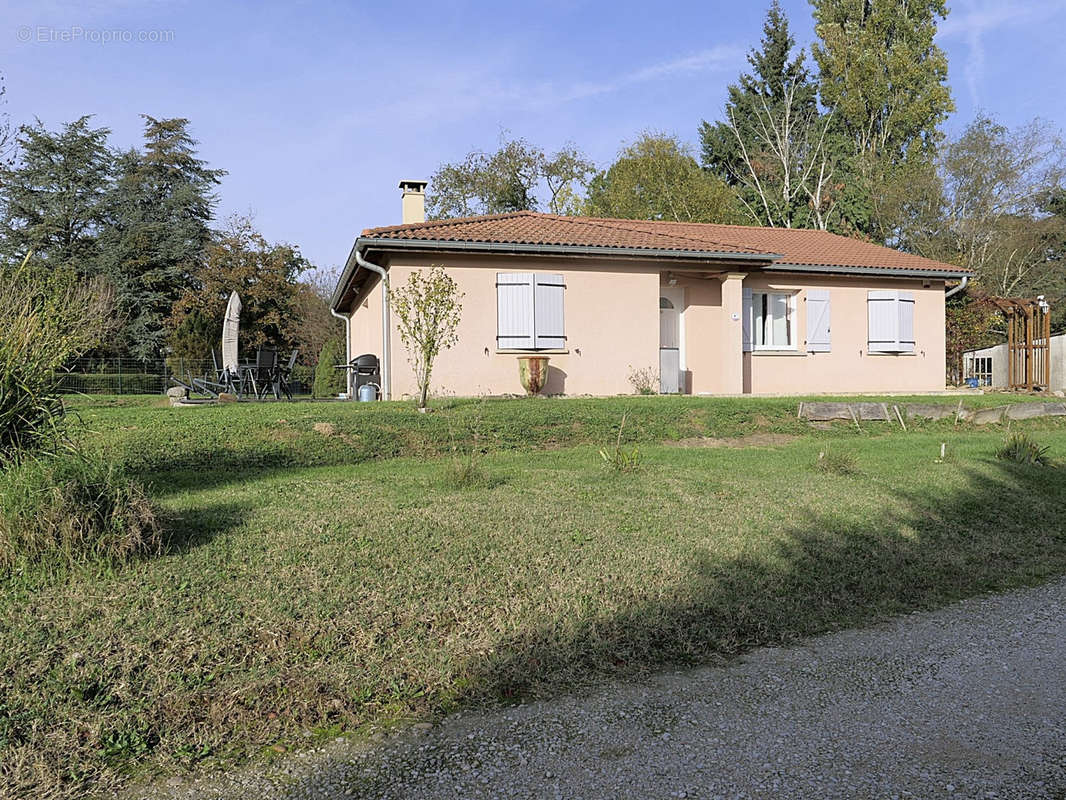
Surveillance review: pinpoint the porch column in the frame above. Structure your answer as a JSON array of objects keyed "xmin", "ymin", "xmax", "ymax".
[{"xmin": 719, "ymin": 272, "xmax": 746, "ymax": 394}]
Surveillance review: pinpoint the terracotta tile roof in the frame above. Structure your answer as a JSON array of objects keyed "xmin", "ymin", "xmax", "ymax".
[{"xmin": 361, "ymin": 211, "xmax": 970, "ymax": 275}]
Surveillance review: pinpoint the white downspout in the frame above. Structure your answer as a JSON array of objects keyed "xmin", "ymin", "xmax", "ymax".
[
  {"xmin": 329, "ymin": 307, "xmax": 352, "ymax": 398},
  {"xmin": 945, "ymin": 275, "xmax": 969, "ymax": 299},
  {"xmin": 355, "ymin": 249, "xmax": 391, "ymax": 401}
]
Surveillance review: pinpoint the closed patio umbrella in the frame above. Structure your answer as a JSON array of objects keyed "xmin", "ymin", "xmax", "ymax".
[{"xmin": 221, "ymin": 291, "xmax": 242, "ymax": 376}]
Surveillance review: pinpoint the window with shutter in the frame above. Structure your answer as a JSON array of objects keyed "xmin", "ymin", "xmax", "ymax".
[
  {"xmin": 898, "ymin": 292, "xmax": 915, "ymax": 352},
  {"xmin": 750, "ymin": 291, "xmax": 795, "ymax": 349},
  {"xmin": 805, "ymin": 289, "xmax": 831, "ymax": 352},
  {"xmin": 534, "ymin": 274, "xmax": 566, "ymax": 349},
  {"xmin": 496, "ymin": 272, "xmax": 565, "ymax": 350},
  {"xmin": 868, "ymin": 290, "xmax": 916, "ymax": 353},
  {"xmin": 497, "ymin": 273, "xmax": 535, "ymax": 349}
]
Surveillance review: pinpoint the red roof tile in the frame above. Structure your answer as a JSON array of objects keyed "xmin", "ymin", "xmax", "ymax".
[{"xmin": 361, "ymin": 211, "xmax": 970, "ymax": 275}]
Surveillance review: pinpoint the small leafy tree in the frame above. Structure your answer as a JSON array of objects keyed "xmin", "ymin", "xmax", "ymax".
[{"xmin": 390, "ymin": 266, "xmax": 463, "ymax": 409}]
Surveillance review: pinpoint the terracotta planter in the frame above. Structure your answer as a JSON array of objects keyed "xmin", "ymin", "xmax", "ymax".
[{"xmin": 517, "ymin": 355, "xmax": 550, "ymax": 395}]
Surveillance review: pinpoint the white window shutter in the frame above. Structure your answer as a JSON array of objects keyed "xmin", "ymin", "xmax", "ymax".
[
  {"xmin": 533, "ymin": 274, "xmax": 566, "ymax": 349},
  {"xmin": 805, "ymin": 289, "xmax": 831, "ymax": 352},
  {"xmin": 868, "ymin": 290, "xmax": 916, "ymax": 353},
  {"xmin": 497, "ymin": 273, "xmax": 534, "ymax": 349},
  {"xmin": 742, "ymin": 288, "xmax": 753, "ymax": 353},
  {"xmin": 897, "ymin": 291, "xmax": 915, "ymax": 352},
  {"xmin": 868, "ymin": 290, "xmax": 899, "ymax": 352}
]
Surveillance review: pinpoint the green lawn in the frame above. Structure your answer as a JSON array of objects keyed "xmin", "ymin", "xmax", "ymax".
[{"xmin": 4, "ymin": 394, "xmax": 1066, "ymax": 798}]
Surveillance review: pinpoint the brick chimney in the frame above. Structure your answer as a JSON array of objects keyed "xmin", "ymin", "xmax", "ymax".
[{"xmin": 399, "ymin": 179, "xmax": 427, "ymax": 224}]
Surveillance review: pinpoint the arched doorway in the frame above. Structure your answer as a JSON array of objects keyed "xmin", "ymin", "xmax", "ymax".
[{"xmin": 659, "ymin": 289, "xmax": 683, "ymax": 393}]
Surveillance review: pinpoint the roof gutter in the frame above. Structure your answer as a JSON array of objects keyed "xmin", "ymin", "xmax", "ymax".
[
  {"xmin": 354, "ymin": 249, "xmax": 392, "ymax": 401},
  {"xmin": 944, "ymin": 275, "xmax": 970, "ymax": 298},
  {"xmin": 768, "ymin": 262, "xmax": 974, "ymax": 280},
  {"xmin": 328, "ymin": 306, "xmax": 352, "ymax": 397}
]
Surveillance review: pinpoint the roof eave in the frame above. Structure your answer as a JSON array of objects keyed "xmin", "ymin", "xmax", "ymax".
[
  {"xmin": 332, "ymin": 236, "xmax": 782, "ymax": 311},
  {"xmin": 360, "ymin": 236, "xmax": 781, "ymax": 261},
  {"xmin": 768, "ymin": 262, "xmax": 973, "ymax": 279},
  {"xmin": 331, "ymin": 239, "xmax": 972, "ymax": 311}
]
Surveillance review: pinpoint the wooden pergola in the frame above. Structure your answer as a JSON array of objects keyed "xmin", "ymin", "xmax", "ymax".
[{"xmin": 987, "ymin": 296, "xmax": 1053, "ymax": 391}]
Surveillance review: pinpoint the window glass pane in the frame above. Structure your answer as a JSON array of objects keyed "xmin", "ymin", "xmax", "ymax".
[
  {"xmin": 770, "ymin": 293, "xmax": 789, "ymax": 346},
  {"xmin": 751, "ymin": 292, "xmax": 793, "ymax": 348},
  {"xmin": 753, "ymin": 293, "xmax": 766, "ymax": 346}
]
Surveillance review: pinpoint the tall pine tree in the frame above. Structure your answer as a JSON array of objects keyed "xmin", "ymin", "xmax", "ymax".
[
  {"xmin": 0, "ymin": 116, "xmax": 113, "ymax": 277},
  {"xmin": 699, "ymin": 2, "xmax": 827, "ymax": 228},
  {"xmin": 99, "ymin": 117, "xmax": 224, "ymax": 360}
]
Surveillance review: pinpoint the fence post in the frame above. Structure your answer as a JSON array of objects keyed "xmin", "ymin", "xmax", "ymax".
[{"xmin": 117, "ymin": 358, "xmax": 123, "ymax": 395}]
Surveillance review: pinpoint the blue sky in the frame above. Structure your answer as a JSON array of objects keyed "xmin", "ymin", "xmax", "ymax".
[{"xmin": 2, "ymin": 0, "xmax": 1065, "ymax": 273}]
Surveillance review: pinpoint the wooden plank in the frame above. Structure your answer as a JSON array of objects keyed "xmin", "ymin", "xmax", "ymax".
[{"xmin": 1026, "ymin": 306, "xmax": 1034, "ymax": 391}]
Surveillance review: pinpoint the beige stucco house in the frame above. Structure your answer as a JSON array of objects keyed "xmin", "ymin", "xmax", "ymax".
[{"xmin": 330, "ymin": 181, "xmax": 972, "ymax": 398}]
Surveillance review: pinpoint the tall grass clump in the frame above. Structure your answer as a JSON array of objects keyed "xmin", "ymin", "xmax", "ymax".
[
  {"xmin": 442, "ymin": 399, "xmax": 494, "ymax": 488},
  {"xmin": 996, "ymin": 433, "xmax": 1051, "ymax": 467},
  {"xmin": 0, "ymin": 257, "xmax": 161, "ymax": 571},
  {"xmin": 0, "ymin": 257, "xmax": 113, "ymax": 463},
  {"xmin": 600, "ymin": 412, "xmax": 643, "ymax": 472},
  {"xmin": 0, "ymin": 450, "xmax": 161, "ymax": 571},
  {"xmin": 816, "ymin": 443, "xmax": 858, "ymax": 475}
]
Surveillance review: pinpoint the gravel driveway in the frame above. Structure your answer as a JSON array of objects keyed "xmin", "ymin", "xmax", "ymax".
[{"xmin": 132, "ymin": 578, "xmax": 1066, "ymax": 800}]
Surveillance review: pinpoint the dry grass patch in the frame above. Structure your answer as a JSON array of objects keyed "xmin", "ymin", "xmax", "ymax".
[{"xmin": 671, "ymin": 433, "xmax": 800, "ymax": 448}]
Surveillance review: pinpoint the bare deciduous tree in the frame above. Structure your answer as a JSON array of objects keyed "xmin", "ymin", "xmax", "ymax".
[
  {"xmin": 940, "ymin": 116, "xmax": 1066, "ymax": 295},
  {"xmin": 725, "ymin": 83, "xmax": 837, "ymax": 229}
]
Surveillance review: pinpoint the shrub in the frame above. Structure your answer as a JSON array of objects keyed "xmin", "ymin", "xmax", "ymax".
[
  {"xmin": 816, "ymin": 444, "xmax": 857, "ymax": 475},
  {"xmin": 996, "ymin": 433, "xmax": 1051, "ymax": 466},
  {"xmin": 313, "ymin": 337, "xmax": 347, "ymax": 398},
  {"xmin": 0, "ymin": 260, "xmax": 112, "ymax": 462},
  {"xmin": 0, "ymin": 450, "xmax": 161, "ymax": 571},
  {"xmin": 627, "ymin": 365, "xmax": 659, "ymax": 395}
]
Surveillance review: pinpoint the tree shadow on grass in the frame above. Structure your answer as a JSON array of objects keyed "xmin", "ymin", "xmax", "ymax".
[
  {"xmin": 458, "ymin": 458, "xmax": 1066, "ymax": 703},
  {"xmin": 159, "ymin": 501, "xmax": 249, "ymax": 555}
]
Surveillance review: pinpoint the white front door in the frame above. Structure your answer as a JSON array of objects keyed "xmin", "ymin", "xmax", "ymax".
[{"xmin": 659, "ymin": 288, "xmax": 684, "ymax": 393}]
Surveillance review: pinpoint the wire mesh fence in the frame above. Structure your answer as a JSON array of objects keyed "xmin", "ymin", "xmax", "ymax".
[{"xmin": 56, "ymin": 357, "xmax": 317, "ymax": 395}]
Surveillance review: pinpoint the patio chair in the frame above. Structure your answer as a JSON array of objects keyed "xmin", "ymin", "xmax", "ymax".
[
  {"xmin": 272, "ymin": 350, "xmax": 298, "ymax": 401},
  {"xmin": 251, "ymin": 346, "xmax": 279, "ymax": 399}
]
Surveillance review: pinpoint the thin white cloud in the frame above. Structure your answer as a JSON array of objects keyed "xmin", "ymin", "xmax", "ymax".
[
  {"xmin": 360, "ymin": 44, "xmax": 746, "ymax": 125},
  {"xmin": 938, "ymin": 0, "xmax": 1065, "ymax": 108},
  {"xmin": 571, "ymin": 45, "xmax": 746, "ymax": 100}
]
